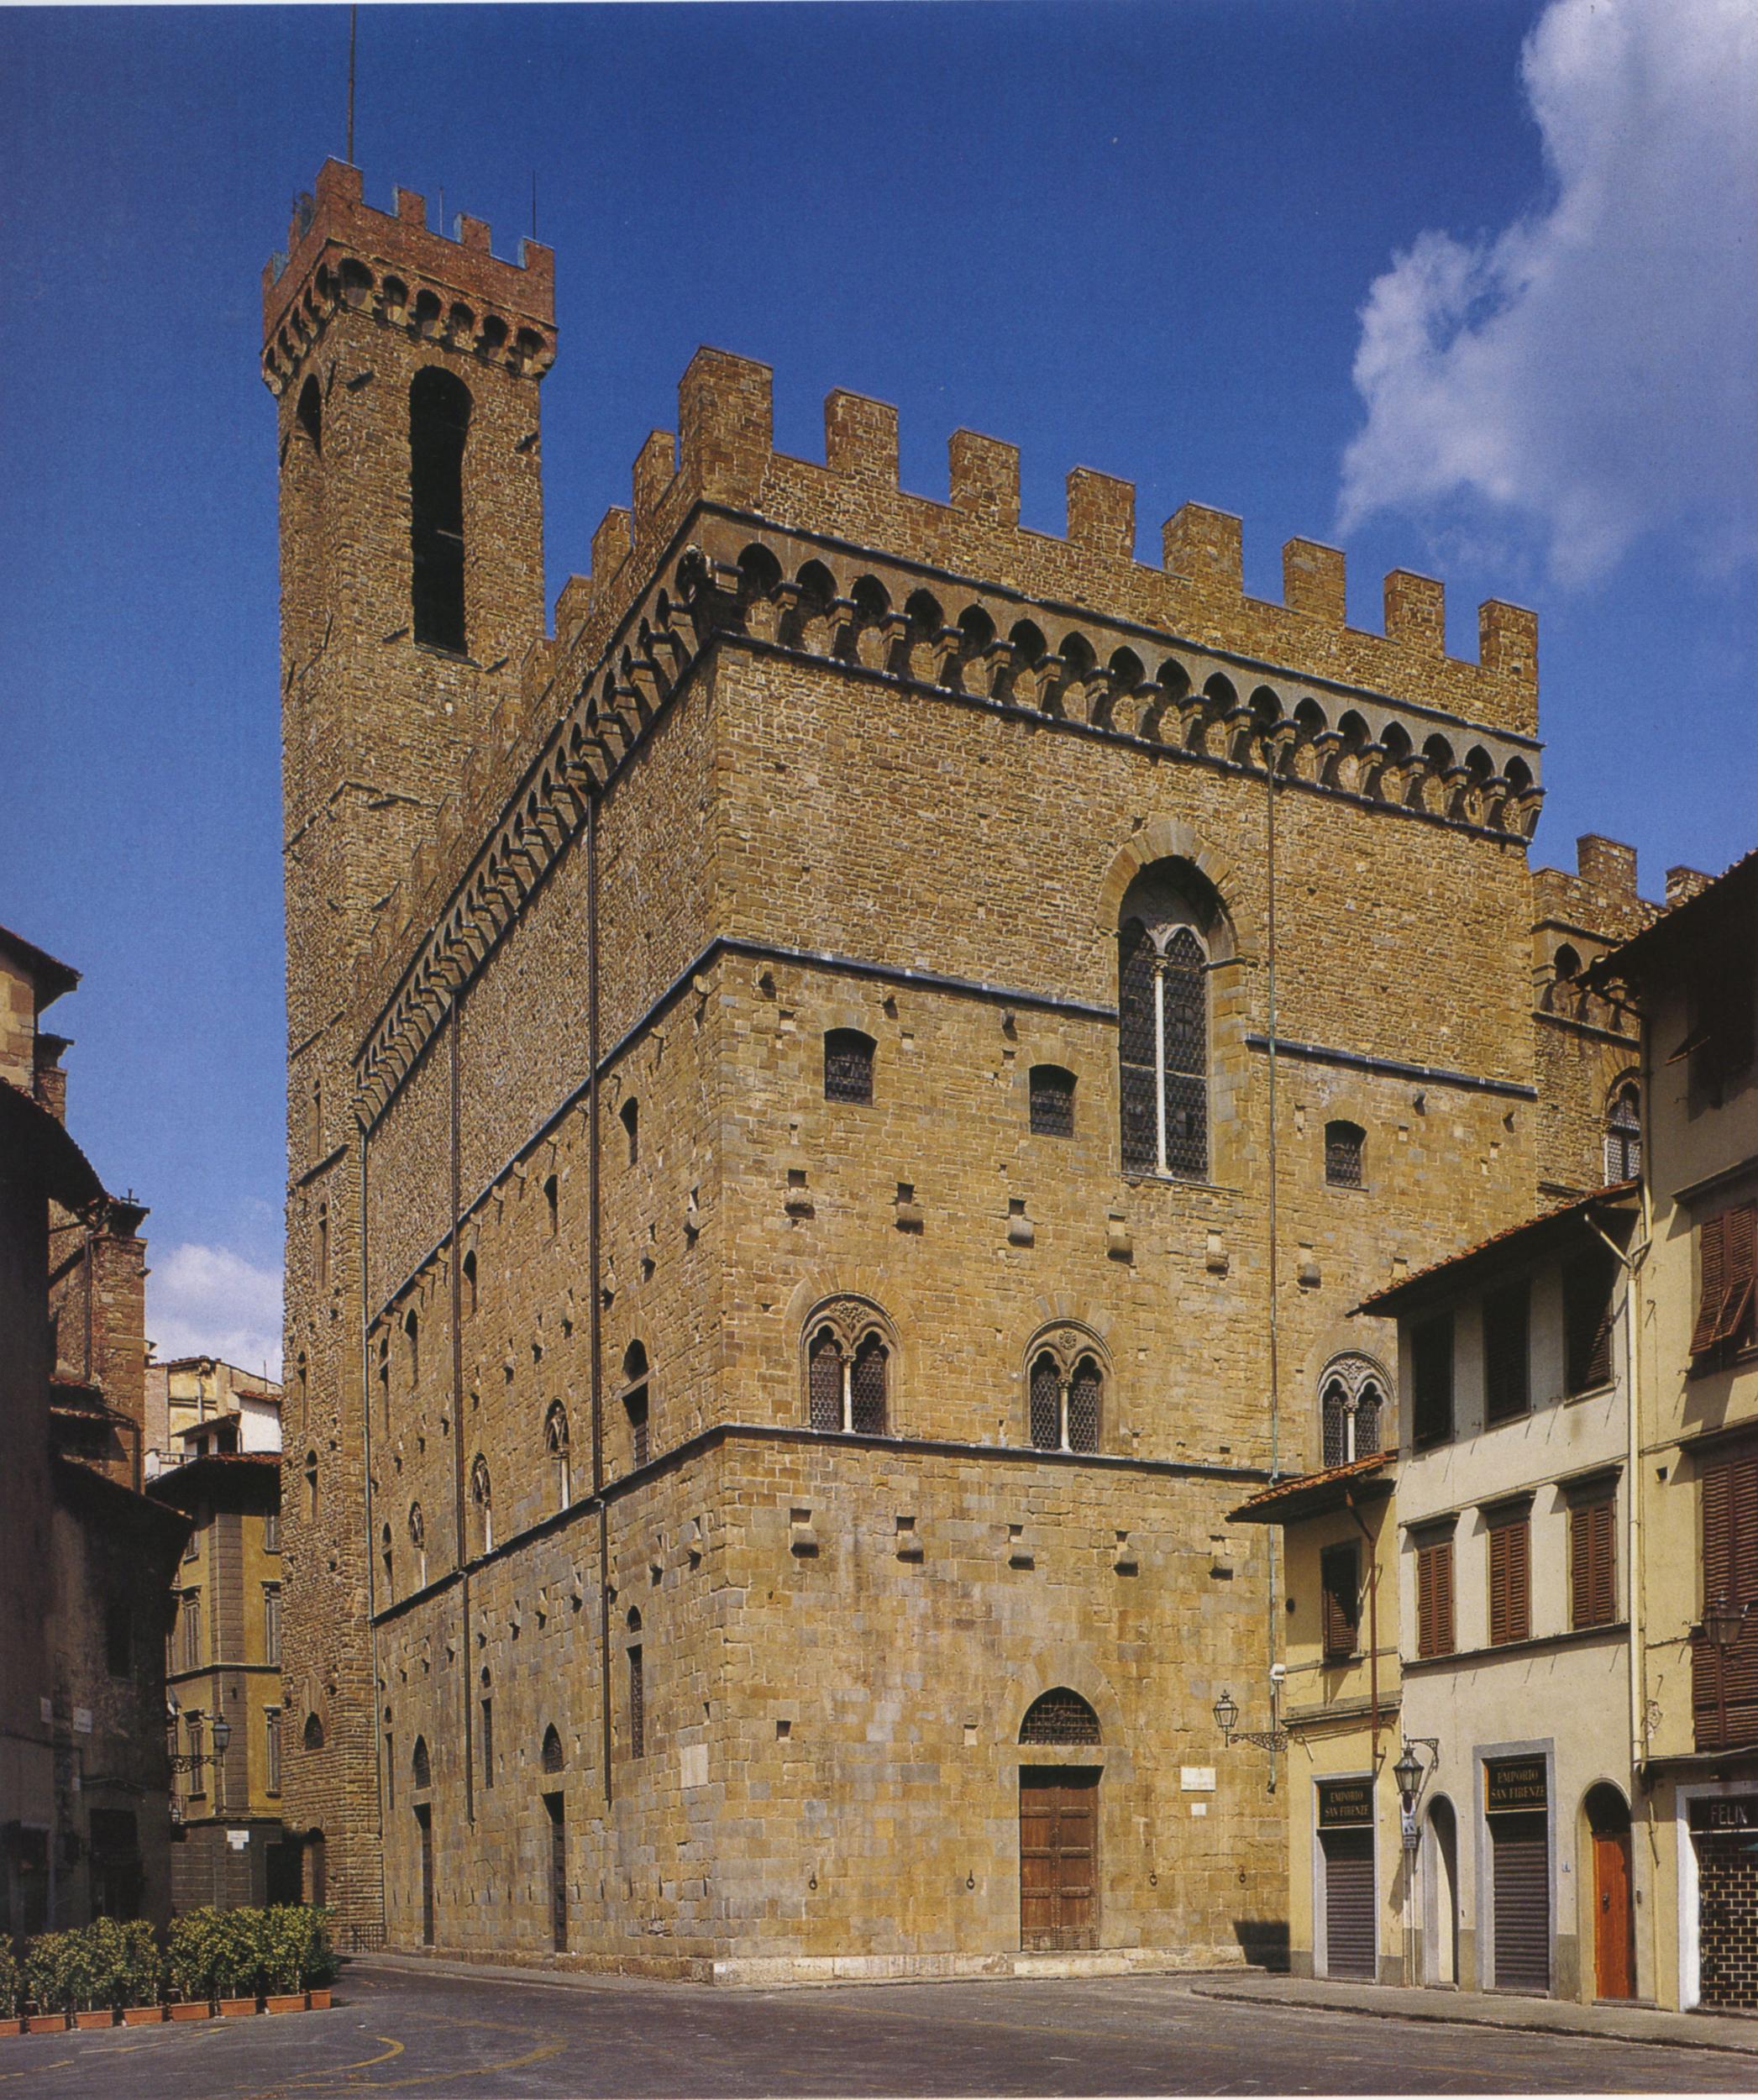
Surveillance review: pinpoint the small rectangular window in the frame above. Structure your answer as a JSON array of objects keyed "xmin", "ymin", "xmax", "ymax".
[
  {"xmin": 480, "ymin": 1697, "xmax": 494, "ymax": 1788},
  {"xmin": 824, "ymin": 1029, "xmax": 874, "ymax": 1105},
  {"xmin": 1325, "ymin": 1121, "xmax": 1365, "ymax": 1189},
  {"xmin": 1415, "ymin": 1531, "xmax": 1455, "ymax": 1658},
  {"xmin": 1320, "ymin": 1542, "xmax": 1361, "ymax": 1662},
  {"xmin": 1482, "ymin": 1282, "xmax": 1530, "ymax": 1425},
  {"xmin": 181, "ymin": 1594, "xmax": 202, "ymax": 1674},
  {"xmin": 263, "ymin": 1509, "xmax": 280, "ymax": 1553},
  {"xmin": 1411, "ymin": 1315, "xmax": 1454, "ymax": 1449},
  {"xmin": 1488, "ymin": 1506, "xmax": 1531, "ymax": 1646},
  {"xmin": 265, "ymin": 1585, "xmax": 282, "ymax": 1669},
  {"xmin": 1569, "ymin": 1489, "xmax": 1618, "ymax": 1629},
  {"xmin": 265, "ymin": 1709, "xmax": 282, "ymax": 1797},
  {"xmin": 1028, "ymin": 1065, "xmax": 1076, "ymax": 1139},
  {"xmin": 186, "ymin": 1715, "xmax": 206, "ymax": 1795}
]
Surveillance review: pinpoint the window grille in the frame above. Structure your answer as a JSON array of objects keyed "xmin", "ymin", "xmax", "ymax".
[
  {"xmin": 1029, "ymin": 1354, "xmax": 1061, "ymax": 1452},
  {"xmin": 1119, "ymin": 918, "xmax": 1209, "ymax": 1181},
  {"xmin": 824, "ymin": 1029, "xmax": 875, "ymax": 1105},
  {"xmin": 1029, "ymin": 1065, "xmax": 1076, "ymax": 1139},
  {"xmin": 1321, "ymin": 1381, "xmax": 1349, "ymax": 1467},
  {"xmin": 1019, "ymin": 1688, "xmax": 1101, "ymax": 1745},
  {"xmin": 808, "ymin": 1330, "xmax": 842, "ymax": 1433},
  {"xmin": 541, "ymin": 1724, "xmax": 564, "ymax": 1775},
  {"xmin": 1067, "ymin": 1359, "xmax": 1102, "ymax": 1454},
  {"xmin": 1354, "ymin": 1383, "xmax": 1382, "ymax": 1454},
  {"xmin": 850, "ymin": 1336, "xmax": 888, "ymax": 1435},
  {"xmin": 627, "ymin": 1647, "xmax": 645, "ymax": 1760},
  {"xmin": 480, "ymin": 1697, "xmax": 494, "ymax": 1787},
  {"xmin": 1603, "ymin": 1085, "xmax": 1640, "ymax": 1185},
  {"xmin": 1325, "ymin": 1121, "xmax": 1365, "ymax": 1189},
  {"xmin": 1016, "ymin": 1688, "xmax": 1100, "ymax": 1739}
]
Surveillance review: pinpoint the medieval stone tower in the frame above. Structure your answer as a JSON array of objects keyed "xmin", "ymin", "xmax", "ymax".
[
  {"xmin": 266, "ymin": 160, "xmax": 1640, "ymax": 1971},
  {"xmin": 265, "ymin": 160, "xmax": 554, "ymax": 1930}
]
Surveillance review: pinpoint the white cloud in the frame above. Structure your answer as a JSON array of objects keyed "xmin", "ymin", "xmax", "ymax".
[
  {"xmin": 1339, "ymin": 0, "xmax": 1758, "ymax": 584},
  {"xmin": 148, "ymin": 1243, "xmax": 283, "ymax": 1379}
]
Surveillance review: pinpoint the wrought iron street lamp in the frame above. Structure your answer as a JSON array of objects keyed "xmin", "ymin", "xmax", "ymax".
[
  {"xmin": 1213, "ymin": 1687, "xmax": 1288, "ymax": 1754},
  {"xmin": 1703, "ymin": 1593, "xmax": 1746, "ymax": 1651}
]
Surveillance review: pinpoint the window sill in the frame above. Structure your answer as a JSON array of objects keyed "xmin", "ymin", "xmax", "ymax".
[
  {"xmin": 412, "ymin": 639, "xmax": 478, "ymax": 667},
  {"xmin": 1401, "ymin": 1620, "xmax": 1627, "ymax": 1671},
  {"xmin": 1120, "ymin": 1171, "xmax": 1240, "ymax": 1195}
]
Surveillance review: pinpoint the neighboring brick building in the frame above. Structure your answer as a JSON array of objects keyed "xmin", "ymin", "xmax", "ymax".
[
  {"xmin": 265, "ymin": 158, "xmax": 1647, "ymax": 1973},
  {"xmin": 0, "ymin": 924, "xmax": 187, "ymax": 1935}
]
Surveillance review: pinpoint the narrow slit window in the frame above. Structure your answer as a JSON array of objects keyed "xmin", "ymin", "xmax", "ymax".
[{"xmin": 621, "ymin": 1097, "xmax": 639, "ymax": 1165}]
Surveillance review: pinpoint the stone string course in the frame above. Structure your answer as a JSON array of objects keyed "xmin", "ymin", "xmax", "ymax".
[{"xmin": 270, "ymin": 158, "xmax": 1647, "ymax": 1971}]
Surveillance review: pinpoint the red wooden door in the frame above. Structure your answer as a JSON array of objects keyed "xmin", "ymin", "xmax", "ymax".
[
  {"xmin": 1593, "ymin": 1824, "xmax": 1634, "ymax": 1998},
  {"xmin": 1020, "ymin": 1767, "xmax": 1099, "ymax": 1950}
]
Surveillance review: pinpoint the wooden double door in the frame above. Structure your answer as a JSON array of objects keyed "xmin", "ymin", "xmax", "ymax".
[{"xmin": 1021, "ymin": 1767, "xmax": 1099, "ymax": 1950}]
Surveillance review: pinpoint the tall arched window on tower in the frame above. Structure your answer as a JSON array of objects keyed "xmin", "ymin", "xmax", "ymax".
[
  {"xmin": 409, "ymin": 367, "xmax": 470, "ymax": 653},
  {"xmin": 1117, "ymin": 861, "xmax": 1224, "ymax": 1181},
  {"xmin": 470, "ymin": 1455, "xmax": 493, "ymax": 1557},
  {"xmin": 1604, "ymin": 1080, "xmax": 1640, "ymax": 1185},
  {"xmin": 621, "ymin": 1344, "xmax": 650, "ymax": 1470},
  {"xmin": 1025, "ymin": 1326, "xmax": 1106, "ymax": 1454}
]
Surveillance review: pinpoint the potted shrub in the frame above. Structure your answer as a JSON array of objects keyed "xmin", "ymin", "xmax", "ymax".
[
  {"xmin": 213, "ymin": 1908, "xmax": 260, "ymax": 2017},
  {"xmin": 165, "ymin": 1908, "xmax": 222, "ymax": 2020},
  {"xmin": 287, "ymin": 1905, "xmax": 336, "ymax": 2010},
  {"xmin": 22, "ymin": 1932, "xmax": 75, "ymax": 2032},
  {"xmin": 258, "ymin": 1907, "xmax": 307, "ymax": 2013},
  {"xmin": 0, "ymin": 1935, "xmax": 21, "ymax": 2036},
  {"xmin": 113, "ymin": 1922, "xmax": 164, "ymax": 2025}
]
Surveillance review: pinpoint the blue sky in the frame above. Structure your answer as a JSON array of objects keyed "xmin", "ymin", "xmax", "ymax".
[{"xmin": 2, "ymin": 1, "xmax": 1752, "ymax": 1371}]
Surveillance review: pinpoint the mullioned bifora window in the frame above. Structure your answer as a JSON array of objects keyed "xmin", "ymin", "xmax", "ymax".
[{"xmin": 806, "ymin": 1300, "xmax": 891, "ymax": 1435}]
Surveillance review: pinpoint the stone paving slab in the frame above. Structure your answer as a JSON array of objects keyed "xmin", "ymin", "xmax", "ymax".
[{"xmin": 1191, "ymin": 1972, "xmax": 1758, "ymax": 2058}]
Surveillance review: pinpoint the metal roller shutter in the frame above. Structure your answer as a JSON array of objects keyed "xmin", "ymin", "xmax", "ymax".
[
  {"xmin": 1492, "ymin": 1813, "xmax": 1551, "ymax": 1992},
  {"xmin": 1322, "ymin": 1828, "xmax": 1376, "ymax": 1981},
  {"xmin": 1697, "ymin": 1830, "xmax": 1758, "ymax": 2009}
]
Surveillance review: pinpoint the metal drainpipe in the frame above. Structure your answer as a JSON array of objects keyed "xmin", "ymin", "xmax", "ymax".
[
  {"xmin": 450, "ymin": 1008, "xmax": 473, "ymax": 1824},
  {"xmin": 1265, "ymin": 749, "xmax": 1283, "ymax": 1792},
  {"xmin": 358, "ymin": 1114, "xmax": 388, "ymax": 1938},
  {"xmin": 587, "ymin": 791, "xmax": 611, "ymax": 1806},
  {"xmin": 1584, "ymin": 1200, "xmax": 1650, "ymax": 1789}
]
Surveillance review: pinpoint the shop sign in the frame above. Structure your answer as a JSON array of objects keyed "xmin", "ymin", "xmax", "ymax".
[
  {"xmin": 1485, "ymin": 1756, "xmax": 1547, "ymax": 1814},
  {"xmin": 1317, "ymin": 1777, "xmax": 1373, "ymax": 1828},
  {"xmin": 1688, "ymin": 1797, "xmax": 1758, "ymax": 1833}
]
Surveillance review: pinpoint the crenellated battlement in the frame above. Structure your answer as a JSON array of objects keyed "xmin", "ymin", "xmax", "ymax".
[
  {"xmin": 342, "ymin": 343, "xmax": 1551, "ymax": 1117},
  {"xmin": 261, "ymin": 158, "xmax": 554, "ymax": 396}
]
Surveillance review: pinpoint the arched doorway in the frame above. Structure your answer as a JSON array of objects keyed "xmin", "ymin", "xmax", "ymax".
[
  {"xmin": 1425, "ymin": 1797, "xmax": 1459, "ymax": 1986},
  {"xmin": 1586, "ymin": 1783, "xmax": 1635, "ymax": 1999},
  {"xmin": 1018, "ymin": 1690, "xmax": 1101, "ymax": 1952}
]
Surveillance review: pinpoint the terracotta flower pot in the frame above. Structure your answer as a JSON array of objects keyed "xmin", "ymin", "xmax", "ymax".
[
  {"xmin": 218, "ymin": 1996, "xmax": 260, "ymax": 2018},
  {"xmin": 264, "ymin": 1993, "xmax": 305, "ymax": 2015},
  {"xmin": 306, "ymin": 1987, "xmax": 332, "ymax": 2011},
  {"xmin": 167, "ymin": 2001, "xmax": 212, "ymax": 2022},
  {"xmin": 121, "ymin": 2006, "xmax": 165, "ymax": 2026},
  {"xmin": 25, "ymin": 2013, "xmax": 67, "ymax": 2034},
  {"xmin": 74, "ymin": 2009, "xmax": 116, "ymax": 2029}
]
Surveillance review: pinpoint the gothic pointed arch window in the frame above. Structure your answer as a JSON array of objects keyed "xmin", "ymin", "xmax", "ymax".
[
  {"xmin": 545, "ymin": 1402, "xmax": 571, "ymax": 1510},
  {"xmin": 541, "ymin": 1724, "xmax": 564, "ymax": 1775},
  {"xmin": 1320, "ymin": 1357, "xmax": 1389, "ymax": 1468},
  {"xmin": 1023, "ymin": 1326, "xmax": 1107, "ymax": 1454},
  {"xmin": 1117, "ymin": 859, "xmax": 1225, "ymax": 1182},
  {"xmin": 803, "ymin": 1298, "xmax": 895, "ymax": 1436},
  {"xmin": 1604, "ymin": 1079, "xmax": 1640, "ymax": 1185},
  {"xmin": 622, "ymin": 1342, "xmax": 650, "ymax": 1470},
  {"xmin": 412, "ymin": 1735, "xmax": 432, "ymax": 1792},
  {"xmin": 408, "ymin": 1503, "xmax": 427, "ymax": 1589}
]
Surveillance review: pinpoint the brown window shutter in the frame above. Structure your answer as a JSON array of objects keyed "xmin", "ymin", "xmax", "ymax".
[
  {"xmin": 1321, "ymin": 1543, "xmax": 1359, "ymax": 1660},
  {"xmin": 1509, "ymin": 1517, "xmax": 1531, "ymax": 1641},
  {"xmin": 1417, "ymin": 1545, "xmax": 1437, "ymax": 1658},
  {"xmin": 1489, "ymin": 1524, "xmax": 1509, "ymax": 1646},
  {"xmin": 1438, "ymin": 1538, "xmax": 1455, "ymax": 1654},
  {"xmin": 1489, "ymin": 1512, "xmax": 1530, "ymax": 1645},
  {"xmin": 1572, "ymin": 1495, "xmax": 1617, "ymax": 1628},
  {"xmin": 1713, "ymin": 1204, "xmax": 1758, "ymax": 1351},
  {"xmin": 1694, "ymin": 1213, "xmax": 1730, "ymax": 1356},
  {"xmin": 1570, "ymin": 1499, "xmax": 1591, "ymax": 1628},
  {"xmin": 1594, "ymin": 1499, "xmax": 1617, "ymax": 1624},
  {"xmin": 1416, "ymin": 1537, "xmax": 1455, "ymax": 1658}
]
